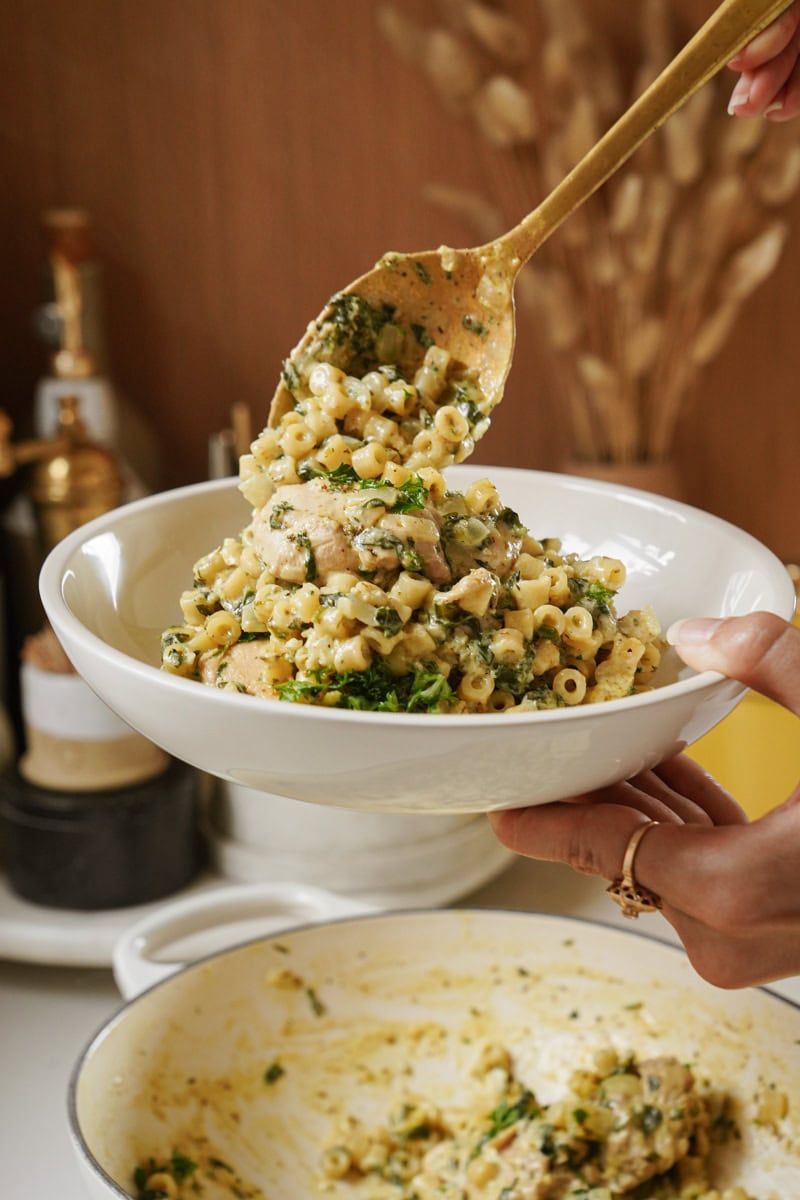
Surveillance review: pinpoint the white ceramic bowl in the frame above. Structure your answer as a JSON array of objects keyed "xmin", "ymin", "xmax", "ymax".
[
  {"xmin": 207, "ymin": 783, "xmax": 513, "ymax": 905},
  {"xmin": 213, "ymin": 782, "xmax": 474, "ymax": 850},
  {"xmin": 39, "ymin": 465, "xmax": 795, "ymax": 813},
  {"xmin": 206, "ymin": 805, "xmax": 514, "ymax": 906}
]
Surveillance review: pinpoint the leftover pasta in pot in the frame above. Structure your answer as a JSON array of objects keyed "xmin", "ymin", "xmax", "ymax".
[
  {"xmin": 161, "ymin": 294, "xmax": 663, "ymax": 712},
  {"xmin": 160, "ymin": 467, "xmax": 663, "ymax": 713},
  {"xmin": 129, "ymin": 1044, "xmax": 771, "ymax": 1200},
  {"xmin": 318, "ymin": 1046, "xmax": 762, "ymax": 1200}
]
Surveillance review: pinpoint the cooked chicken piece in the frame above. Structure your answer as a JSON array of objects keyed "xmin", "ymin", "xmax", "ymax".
[
  {"xmin": 199, "ymin": 639, "xmax": 270, "ymax": 692},
  {"xmin": 249, "ymin": 478, "xmax": 451, "ymax": 587},
  {"xmin": 443, "ymin": 518, "xmax": 523, "ymax": 580},
  {"xmin": 437, "ymin": 567, "xmax": 496, "ymax": 616},
  {"xmin": 473, "ymin": 525, "xmax": 523, "ymax": 576},
  {"xmin": 362, "ymin": 512, "xmax": 451, "ymax": 585},
  {"xmin": 597, "ymin": 1057, "xmax": 701, "ymax": 1192},
  {"xmin": 250, "ymin": 483, "xmax": 359, "ymax": 584}
]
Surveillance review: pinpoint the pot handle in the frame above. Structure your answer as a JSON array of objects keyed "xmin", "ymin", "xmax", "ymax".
[{"xmin": 112, "ymin": 880, "xmax": 378, "ymax": 999}]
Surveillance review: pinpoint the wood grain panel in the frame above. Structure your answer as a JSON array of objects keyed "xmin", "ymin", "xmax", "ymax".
[{"xmin": 1, "ymin": 0, "xmax": 798, "ymax": 563}]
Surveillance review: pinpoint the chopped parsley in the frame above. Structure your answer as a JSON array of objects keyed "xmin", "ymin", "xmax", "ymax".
[
  {"xmin": 277, "ymin": 660, "xmax": 455, "ymax": 713},
  {"xmin": 391, "ymin": 475, "xmax": 429, "ymax": 512},
  {"xmin": 281, "ymin": 359, "xmax": 301, "ymax": 393},
  {"xmin": 411, "ymin": 322, "xmax": 433, "ymax": 348},
  {"xmin": 535, "ymin": 623, "xmax": 560, "ymax": 642},
  {"xmin": 306, "ymin": 987, "xmax": 325, "ymax": 1016},
  {"xmin": 568, "ymin": 575, "xmax": 618, "ymax": 622},
  {"xmin": 328, "ymin": 292, "xmax": 396, "ymax": 356},
  {"xmin": 493, "ymin": 655, "xmax": 536, "ymax": 695},
  {"xmin": 294, "ymin": 531, "xmax": 317, "ymax": 582},
  {"xmin": 312, "ymin": 466, "xmax": 429, "ymax": 513},
  {"xmin": 585, "ymin": 580, "xmax": 616, "ymax": 606},
  {"xmin": 475, "ymin": 1091, "xmax": 541, "ymax": 1154},
  {"xmin": 269, "ymin": 500, "xmax": 294, "ymax": 529},
  {"xmin": 462, "ymin": 313, "xmax": 488, "ymax": 337},
  {"xmin": 634, "ymin": 1104, "xmax": 664, "ymax": 1134},
  {"xmin": 400, "ymin": 541, "xmax": 424, "ymax": 572},
  {"xmin": 414, "ymin": 260, "xmax": 432, "ymax": 285},
  {"xmin": 133, "ymin": 1152, "xmax": 197, "ymax": 1199},
  {"xmin": 264, "ymin": 1060, "xmax": 285, "ymax": 1084},
  {"xmin": 318, "ymin": 463, "xmax": 360, "ymax": 486}
]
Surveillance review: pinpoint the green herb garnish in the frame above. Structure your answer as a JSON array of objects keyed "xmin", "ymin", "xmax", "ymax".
[
  {"xmin": 326, "ymin": 293, "xmax": 396, "ymax": 361},
  {"xmin": 462, "ymin": 313, "xmax": 488, "ymax": 336},
  {"xmin": 375, "ymin": 606, "xmax": 403, "ymax": 635},
  {"xmin": 294, "ymin": 531, "xmax": 317, "ymax": 582},
  {"xmin": 269, "ymin": 501, "xmax": 294, "ymax": 529},
  {"xmin": 282, "ymin": 359, "xmax": 301, "ymax": 393},
  {"xmin": 391, "ymin": 475, "xmax": 429, "ymax": 512},
  {"xmin": 474, "ymin": 1091, "xmax": 541, "ymax": 1155},
  {"xmin": 306, "ymin": 987, "xmax": 325, "ymax": 1016},
  {"xmin": 635, "ymin": 1105, "xmax": 664, "ymax": 1134},
  {"xmin": 411, "ymin": 322, "xmax": 433, "ymax": 348},
  {"xmin": 277, "ymin": 660, "xmax": 455, "ymax": 713}
]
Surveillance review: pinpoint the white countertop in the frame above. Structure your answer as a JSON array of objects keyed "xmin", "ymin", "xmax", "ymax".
[{"xmin": 2, "ymin": 856, "xmax": 799, "ymax": 1198}]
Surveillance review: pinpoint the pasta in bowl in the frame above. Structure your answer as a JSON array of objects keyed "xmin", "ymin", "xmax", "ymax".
[
  {"xmin": 160, "ymin": 467, "xmax": 664, "ymax": 715},
  {"xmin": 39, "ymin": 464, "xmax": 795, "ymax": 812}
]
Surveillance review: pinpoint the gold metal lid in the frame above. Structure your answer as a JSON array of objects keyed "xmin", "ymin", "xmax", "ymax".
[{"xmin": 30, "ymin": 396, "xmax": 123, "ymax": 550}]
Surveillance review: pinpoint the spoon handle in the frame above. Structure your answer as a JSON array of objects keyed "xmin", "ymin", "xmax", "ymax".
[{"xmin": 493, "ymin": 0, "xmax": 795, "ymax": 267}]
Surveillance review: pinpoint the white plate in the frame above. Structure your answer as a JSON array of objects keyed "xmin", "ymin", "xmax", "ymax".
[
  {"xmin": 0, "ymin": 869, "xmax": 227, "ymax": 968},
  {"xmin": 0, "ymin": 829, "xmax": 513, "ymax": 967}
]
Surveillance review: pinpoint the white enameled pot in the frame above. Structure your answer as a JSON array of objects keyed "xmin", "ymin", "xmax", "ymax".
[{"xmin": 69, "ymin": 886, "xmax": 800, "ymax": 1199}]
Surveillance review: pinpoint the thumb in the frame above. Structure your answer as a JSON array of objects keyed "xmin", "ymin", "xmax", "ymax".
[{"xmin": 668, "ymin": 612, "xmax": 800, "ymax": 716}]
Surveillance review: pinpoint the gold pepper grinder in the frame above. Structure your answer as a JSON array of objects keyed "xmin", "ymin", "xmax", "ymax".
[{"xmin": 29, "ymin": 394, "xmax": 124, "ymax": 553}]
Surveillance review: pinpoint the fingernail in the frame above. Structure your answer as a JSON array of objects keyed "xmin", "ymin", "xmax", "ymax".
[
  {"xmin": 666, "ymin": 617, "xmax": 722, "ymax": 646},
  {"xmin": 728, "ymin": 73, "xmax": 752, "ymax": 114},
  {"xmin": 765, "ymin": 99, "xmax": 784, "ymax": 115}
]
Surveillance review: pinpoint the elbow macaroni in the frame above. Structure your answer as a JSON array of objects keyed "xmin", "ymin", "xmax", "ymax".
[
  {"xmin": 162, "ymin": 467, "xmax": 663, "ymax": 714},
  {"xmin": 162, "ymin": 304, "xmax": 664, "ymax": 714}
]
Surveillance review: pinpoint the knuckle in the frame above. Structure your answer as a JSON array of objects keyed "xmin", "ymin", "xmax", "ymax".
[
  {"xmin": 685, "ymin": 944, "xmax": 752, "ymax": 990},
  {"xmin": 714, "ymin": 613, "xmax": 799, "ymax": 686}
]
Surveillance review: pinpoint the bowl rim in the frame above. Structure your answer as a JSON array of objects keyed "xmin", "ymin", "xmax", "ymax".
[{"xmin": 39, "ymin": 467, "xmax": 796, "ymax": 729}]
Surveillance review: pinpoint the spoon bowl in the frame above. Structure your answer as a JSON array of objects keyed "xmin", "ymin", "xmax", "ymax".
[{"xmin": 268, "ymin": 245, "xmax": 513, "ymax": 429}]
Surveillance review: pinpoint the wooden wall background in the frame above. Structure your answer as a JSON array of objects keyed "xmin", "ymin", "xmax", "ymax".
[{"xmin": 1, "ymin": 0, "xmax": 799, "ymax": 562}]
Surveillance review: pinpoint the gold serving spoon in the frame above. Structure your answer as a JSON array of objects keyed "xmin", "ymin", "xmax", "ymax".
[{"xmin": 269, "ymin": 0, "xmax": 794, "ymax": 433}]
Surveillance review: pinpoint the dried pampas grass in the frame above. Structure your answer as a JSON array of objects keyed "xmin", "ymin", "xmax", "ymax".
[{"xmin": 378, "ymin": 0, "xmax": 800, "ymax": 466}]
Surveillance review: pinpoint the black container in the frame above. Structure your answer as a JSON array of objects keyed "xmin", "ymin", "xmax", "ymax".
[{"xmin": 0, "ymin": 759, "xmax": 205, "ymax": 910}]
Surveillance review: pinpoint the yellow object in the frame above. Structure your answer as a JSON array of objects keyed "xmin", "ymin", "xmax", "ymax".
[{"xmin": 688, "ymin": 594, "xmax": 800, "ymax": 820}]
